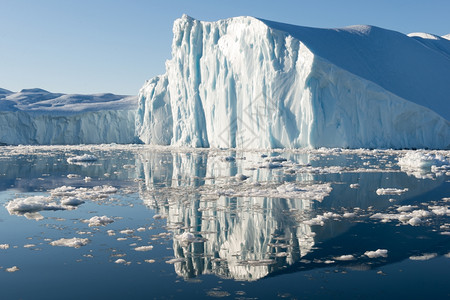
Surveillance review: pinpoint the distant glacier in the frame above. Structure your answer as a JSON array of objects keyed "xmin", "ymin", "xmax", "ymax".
[
  {"xmin": 0, "ymin": 88, "xmax": 137, "ymax": 145},
  {"xmin": 137, "ymin": 15, "xmax": 450, "ymax": 149}
]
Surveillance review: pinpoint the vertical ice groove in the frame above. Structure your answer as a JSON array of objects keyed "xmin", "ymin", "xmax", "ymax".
[{"xmin": 136, "ymin": 16, "xmax": 450, "ymax": 149}]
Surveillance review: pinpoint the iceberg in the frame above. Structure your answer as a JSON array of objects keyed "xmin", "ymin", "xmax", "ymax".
[
  {"xmin": 137, "ymin": 15, "xmax": 450, "ymax": 149},
  {"xmin": 0, "ymin": 88, "xmax": 137, "ymax": 145}
]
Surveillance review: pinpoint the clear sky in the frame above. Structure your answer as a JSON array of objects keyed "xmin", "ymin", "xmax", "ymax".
[{"xmin": 1, "ymin": 0, "xmax": 449, "ymax": 95}]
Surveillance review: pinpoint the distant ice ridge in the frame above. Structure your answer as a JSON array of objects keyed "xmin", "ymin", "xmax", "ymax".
[
  {"xmin": 0, "ymin": 89, "xmax": 137, "ymax": 145},
  {"xmin": 137, "ymin": 15, "xmax": 450, "ymax": 149}
]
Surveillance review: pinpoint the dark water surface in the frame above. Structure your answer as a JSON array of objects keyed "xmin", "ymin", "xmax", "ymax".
[{"xmin": 0, "ymin": 145, "xmax": 448, "ymax": 299}]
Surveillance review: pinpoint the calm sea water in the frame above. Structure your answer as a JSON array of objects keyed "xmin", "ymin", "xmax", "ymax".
[{"xmin": 0, "ymin": 145, "xmax": 448, "ymax": 299}]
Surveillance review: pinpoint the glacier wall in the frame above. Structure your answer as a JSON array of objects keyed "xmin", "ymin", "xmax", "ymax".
[
  {"xmin": 0, "ymin": 110, "xmax": 136, "ymax": 145},
  {"xmin": 0, "ymin": 89, "xmax": 137, "ymax": 145},
  {"xmin": 137, "ymin": 15, "xmax": 450, "ymax": 149}
]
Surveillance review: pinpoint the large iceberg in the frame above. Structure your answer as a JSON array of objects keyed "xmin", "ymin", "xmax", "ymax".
[
  {"xmin": 0, "ymin": 88, "xmax": 137, "ymax": 145},
  {"xmin": 136, "ymin": 15, "xmax": 450, "ymax": 149}
]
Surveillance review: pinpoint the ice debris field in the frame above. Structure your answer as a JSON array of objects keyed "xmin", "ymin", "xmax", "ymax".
[
  {"xmin": 0, "ymin": 144, "xmax": 448, "ymax": 298},
  {"xmin": 1, "ymin": 15, "xmax": 450, "ymax": 149}
]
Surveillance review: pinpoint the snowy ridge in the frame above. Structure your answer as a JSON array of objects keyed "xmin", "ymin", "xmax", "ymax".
[
  {"xmin": 0, "ymin": 89, "xmax": 137, "ymax": 145},
  {"xmin": 137, "ymin": 15, "xmax": 450, "ymax": 149}
]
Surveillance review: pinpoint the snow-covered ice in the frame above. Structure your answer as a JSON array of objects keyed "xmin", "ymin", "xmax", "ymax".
[
  {"xmin": 0, "ymin": 89, "xmax": 137, "ymax": 145},
  {"xmin": 376, "ymin": 188, "xmax": 408, "ymax": 195},
  {"xmin": 137, "ymin": 15, "xmax": 450, "ymax": 149},
  {"xmin": 334, "ymin": 255, "xmax": 355, "ymax": 261},
  {"xmin": 87, "ymin": 216, "xmax": 114, "ymax": 227},
  {"xmin": 0, "ymin": 244, "xmax": 10, "ymax": 250},
  {"xmin": 364, "ymin": 249, "xmax": 388, "ymax": 258},
  {"xmin": 50, "ymin": 237, "xmax": 90, "ymax": 248},
  {"xmin": 134, "ymin": 245, "xmax": 154, "ymax": 251},
  {"xmin": 5, "ymin": 266, "xmax": 20, "ymax": 273}
]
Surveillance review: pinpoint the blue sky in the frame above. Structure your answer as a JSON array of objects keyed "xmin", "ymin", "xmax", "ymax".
[{"xmin": 1, "ymin": 0, "xmax": 449, "ymax": 95}]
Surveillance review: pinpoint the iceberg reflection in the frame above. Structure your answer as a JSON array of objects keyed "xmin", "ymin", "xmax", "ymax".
[{"xmin": 137, "ymin": 149, "xmax": 448, "ymax": 281}]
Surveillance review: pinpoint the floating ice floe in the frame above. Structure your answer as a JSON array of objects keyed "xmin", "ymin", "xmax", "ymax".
[
  {"xmin": 114, "ymin": 259, "xmax": 129, "ymax": 264},
  {"xmin": 370, "ymin": 209, "xmax": 433, "ymax": 226},
  {"xmin": 376, "ymin": 188, "xmax": 408, "ymax": 195},
  {"xmin": 303, "ymin": 212, "xmax": 341, "ymax": 226},
  {"xmin": 60, "ymin": 197, "xmax": 85, "ymax": 206},
  {"xmin": 0, "ymin": 244, "xmax": 10, "ymax": 249},
  {"xmin": 334, "ymin": 255, "xmax": 356, "ymax": 261},
  {"xmin": 398, "ymin": 152, "xmax": 450, "ymax": 178},
  {"xmin": 409, "ymin": 253, "xmax": 438, "ymax": 261},
  {"xmin": 5, "ymin": 266, "xmax": 19, "ymax": 273},
  {"xmin": 6, "ymin": 196, "xmax": 65, "ymax": 215},
  {"xmin": 67, "ymin": 154, "xmax": 98, "ymax": 164},
  {"xmin": 364, "ymin": 249, "xmax": 388, "ymax": 258},
  {"xmin": 86, "ymin": 215, "xmax": 114, "ymax": 227},
  {"xmin": 50, "ymin": 237, "xmax": 90, "ymax": 248},
  {"xmin": 6, "ymin": 185, "xmax": 119, "ymax": 218},
  {"xmin": 134, "ymin": 245, "xmax": 154, "ymax": 251}
]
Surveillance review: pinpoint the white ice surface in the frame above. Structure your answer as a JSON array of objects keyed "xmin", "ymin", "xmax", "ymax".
[
  {"xmin": 364, "ymin": 249, "xmax": 388, "ymax": 258},
  {"xmin": 137, "ymin": 15, "xmax": 450, "ymax": 149},
  {"xmin": 87, "ymin": 215, "xmax": 114, "ymax": 227},
  {"xmin": 50, "ymin": 237, "xmax": 90, "ymax": 248},
  {"xmin": 0, "ymin": 89, "xmax": 137, "ymax": 145},
  {"xmin": 67, "ymin": 154, "xmax": 98, "ymax": 163}
]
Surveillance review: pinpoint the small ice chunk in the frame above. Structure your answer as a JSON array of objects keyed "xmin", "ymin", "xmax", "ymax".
[
  {"xmin": 343, "ymin": 212, "xmax": 356, "ymax": 218},
  {"xmin": 145, "ymin": 259, "xmax": 155, "ymax": 263},
  {"xmin": 0, "ymin": 244, "xmax": 10, "ymax": 249},
  {"xmin": 120, "ymin": 229, "xmax": 134, "ymax": 235},
  {"xmin": 408, "ymin": 217, "xmax": 422, "ymax": 226},
  {"xmin": 114, "ymin": 259, "xmax": 128, "ymax": 264},
  {"xmin": 364, "ymin": 249, "xmax": 388, "ymax": 258},
  {"xmin": 397, "ymin": 205, "xmax": 416, "ymax": 212},
  {"xmin": 107, "ymin": 230, "xmax": 115, "ymax": 236},
  {"xmin": 50, "ymin": 237, "xmax": 89, "ymax": 248},
  {"xmin": 61, "ymin": 197, "xmax": 85, "ymax": 207},
  {"xmin": 5, "ymin": 266, "xmax": 19, "ymax": 273},
  {"xmin": 134, "ymin": 245, "xmax": 154, "ymax": 251},
  {"xmin": 430, "ymin": 206, "xmax": 450, "ymax": 216},
  {"xmin": 350, "ymin": 183, "xmax": 360, "ymax": 189},
  {"xmin": 334, "ymin": 254, "xmax": 355, "ymax": 261},
  {"xmin": 409, "ymin": 253, "xmax": 437, "ymax": 261},
  {"xmin": 87, "ymin": 215, "xmax": 114, "ymax": 227},
  {"xmin": 376, "ymin": 188, "xmax": 408, "ymax": 195},
  {"xmin": 6, "ymin": 196, "xmax": 64, "ymax": 214},
  {"xmin": 67, "ymin": 154, "xmax": 98, "ymax": 163}
]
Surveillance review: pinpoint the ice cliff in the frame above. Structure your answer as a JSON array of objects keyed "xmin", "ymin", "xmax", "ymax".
[
  {"xmin": 136, "ymin": 15, "xmax": 450, "ymax": 149},
  {"xmin": 0, "ymin": 88, "xmax": 137, "ymax": 145}
]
